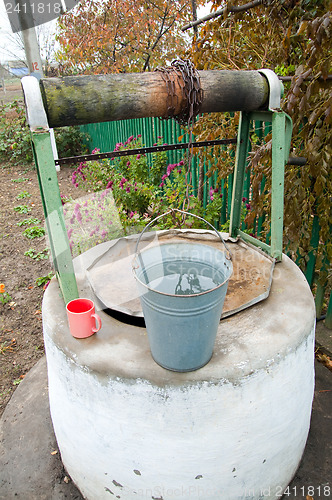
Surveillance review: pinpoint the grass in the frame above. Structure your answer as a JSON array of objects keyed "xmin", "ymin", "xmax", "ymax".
[
  {"xmin": 23, "ymin": 226, "xmax": 45, "ymax": 239},
  {"xmin": 16, "ymin": 191, "xmax": 31, "ymax": 199},
  {"xmin": 13, "ymin": 205, "xmax": 31, "ymax": 214}
]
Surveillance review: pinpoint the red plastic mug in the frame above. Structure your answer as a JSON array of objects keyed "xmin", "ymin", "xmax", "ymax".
[{"xmin": 66, "ymin": 298, "xmax": 102, "ymax": 338}]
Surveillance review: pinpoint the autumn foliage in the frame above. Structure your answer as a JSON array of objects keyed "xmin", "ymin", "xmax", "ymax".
[
  {"xmin": 56, "ymin": 0, "xmax": 200, "ymax": 74},
  {"xmin": 189, "ymin": 0, "xmax": 331, "ymax": 287}
]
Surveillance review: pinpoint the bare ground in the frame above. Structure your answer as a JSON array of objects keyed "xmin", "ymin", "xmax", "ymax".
[{"xmin": 0, "ymin": 161, "xmax": 83, "ymax": 418}]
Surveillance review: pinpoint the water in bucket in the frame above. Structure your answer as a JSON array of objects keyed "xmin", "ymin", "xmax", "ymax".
[
  {"xmin": 147, "ymin": 261, "xmax": 225, "ymax": 295},
  {"xmin": 134, "ymin": 238, "xmax": 233, "ymax": 372}
]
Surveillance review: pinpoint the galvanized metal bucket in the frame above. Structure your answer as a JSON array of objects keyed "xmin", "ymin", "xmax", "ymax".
[{"xmin": 133, "ymin": 209, "xmax": 233, "ymax": 372}]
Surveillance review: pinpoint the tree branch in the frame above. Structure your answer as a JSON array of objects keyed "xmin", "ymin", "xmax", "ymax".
[{"xmin": 181, "ymin": 0, "xmax": 263, "ymax": 31}]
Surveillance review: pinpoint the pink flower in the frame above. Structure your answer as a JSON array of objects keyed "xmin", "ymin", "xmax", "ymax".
[
  {"xmin": 106, "ymin": 180, "xmax": 113, "ymax": 189},
  {"xmin": 136, "ymin": 154, "xmax": 141, "ymax": 160},
  {"xmin": 127, "ymin": 161, "xmax": 131, "ymax": 167},
  {"xmin": 92, "ymin": 148, "xmax": 100, "ymax": 154},
  {"xmin": 126, "ymin": 186, "xmax": 131, "ymax": 193},
  {"xmin": 162, "ymin": 174, "xmax": 167, "ymax": 181},
  {"xmin": 246, "ymin": 203, "xmax": 251, "ymax": 210},
  {"xmin": 166, "ymin": 164, "xmax": 176, "ymax": 176},
  {"xmin": 242, "ymin": 197, "xmax": 247, "ymax": 202}
]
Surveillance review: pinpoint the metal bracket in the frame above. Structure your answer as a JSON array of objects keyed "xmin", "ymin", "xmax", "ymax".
[
  {"xmin": 22, "ymin": 77, "xmax": 79, "ymax": 304},
  {"xmin": 258, "ymin": 69, "xmax": 283, "ymax": 111},
  {"xmin": 21, "ymin": 76, "xmax": 49, "ymax": 132},
  {"xmin": 229, "ymin": 107, "xmax": 293, "ymax": 262}
]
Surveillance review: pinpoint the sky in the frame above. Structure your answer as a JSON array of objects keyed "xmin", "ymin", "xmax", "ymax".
[
  {"xmin": 0, "ymin": 1, "xmax": 213, "ymax": 66},
  {"xmin": 0, "ymin": 0, "xmax": 58, "ymax": 64}
]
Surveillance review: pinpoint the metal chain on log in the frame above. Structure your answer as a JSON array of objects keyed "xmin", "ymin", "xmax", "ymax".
[{"xmin": 155, "ymin": 59, "xmax": 203, "ymax": 213}]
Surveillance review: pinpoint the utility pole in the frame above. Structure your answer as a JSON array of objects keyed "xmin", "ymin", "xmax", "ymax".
[
  {"xmin": 191, "ymin": 0, "xmax": 199, "ymax": 39},
  {"xmin": 13, "ymin": 2, "xmax": 59, "ymax": 168}
]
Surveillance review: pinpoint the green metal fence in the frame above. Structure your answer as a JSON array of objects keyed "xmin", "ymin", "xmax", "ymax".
[{"xmin": 80, "ymin": 117, "xmax": 331, "ymax": 325}]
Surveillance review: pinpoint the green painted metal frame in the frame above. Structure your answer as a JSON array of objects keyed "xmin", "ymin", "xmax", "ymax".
[
  {"xmin": 30, "ymin": 109, "xmax": 292, "ymax": 305},
  {"xmin": 31, "ymin": 130, "xmax": 79, "ymax": 304},
  {"xmin": 229, "ymin": 110, "xmax": 293, "ymax": 261}
]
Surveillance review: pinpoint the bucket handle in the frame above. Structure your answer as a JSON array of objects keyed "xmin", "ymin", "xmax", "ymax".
[{"xmin": 134, "ymin": 208, "xmax": 232, "ymax": 260}]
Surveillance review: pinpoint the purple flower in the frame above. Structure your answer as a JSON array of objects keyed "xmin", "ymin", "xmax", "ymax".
[
  {"xmin": 106, "ymin": 180, "xmax": 113, "ymax": 189},
  {"xmin": 67, "ymin": 229, "xmax": 73, "ymax": 239},
  {"xmin": 166, "ymin": 164, "xmax": 176, "ymax": 176},
  {"xmin": 126, "ymin": 186, "xmax": 131, "ymax": 193},
  {"xmin": 246, "ymin": 203, "xmax": 251, "ymax": 210},
  {"xmin": 242, "ymin": 197, "xmax": 247, "ymax": 203},
  {"xmin": 101, "ymin": 229, "xmax": 107, "ymax": 239}
]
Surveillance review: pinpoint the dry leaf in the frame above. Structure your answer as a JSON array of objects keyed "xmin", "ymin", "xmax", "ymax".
[{"xmin": 51, "ymin": 450, "xmax": 58, "ymax": 455}]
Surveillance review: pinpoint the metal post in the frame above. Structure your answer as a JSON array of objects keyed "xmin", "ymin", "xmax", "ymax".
[
  {"xmin": 22, "ymin": 76, "xmax": 78, "ymax": 304},
  {"xmin": 271, "ymin": 111, "xmax": 286, "ymax": 261},
  {"xmin": 325, "ymin": 291, "xmax": 332, "ymax": 330},
  {"xmin": 31, "ymin": 132, "xmax": 78, "ymax": 303},
  {"xmin": 229, "ymin": 112, "xmax": 251, "ymax": 238}
]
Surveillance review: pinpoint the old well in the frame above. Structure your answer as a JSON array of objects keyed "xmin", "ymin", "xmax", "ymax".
[
  {"xmin": 43, "ymin": 231, "xmax": 315, "ymax": 500},
  {"xmin": 21, "ymin": 67, "xmax": 316, "ymax": 499}
]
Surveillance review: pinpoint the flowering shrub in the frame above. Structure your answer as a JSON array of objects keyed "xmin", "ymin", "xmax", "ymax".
[
  {"xmin": 71, "ymin": 138, "xmax": 168, "ymax": 223},
  {"xmin": 68, "ymin": 136, "xmax": 253, "ymax": 253},
  {"xmin": 62, "ymin": 190, "xmax": 123, "ymax": 257}
]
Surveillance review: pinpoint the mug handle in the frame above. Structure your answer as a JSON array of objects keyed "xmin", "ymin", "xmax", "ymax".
[{"xmin": 92, "ymin": 313, "xmax": 102, "ymax": 333}]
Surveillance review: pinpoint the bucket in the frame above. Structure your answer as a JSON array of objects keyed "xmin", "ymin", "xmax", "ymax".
[{"xmin": 133, "ymin": 209, "xmax": 233, "ymax": 372}]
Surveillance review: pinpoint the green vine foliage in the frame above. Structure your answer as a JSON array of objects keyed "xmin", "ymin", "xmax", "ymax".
[{"xmin": 188, "ymin": 0, "xmax": 331, "ymax": 289}]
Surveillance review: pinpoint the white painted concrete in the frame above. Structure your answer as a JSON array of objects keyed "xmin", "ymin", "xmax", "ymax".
[{"xmin": 43, "ymin": 239, "xmax": 316, "ymax": 500}]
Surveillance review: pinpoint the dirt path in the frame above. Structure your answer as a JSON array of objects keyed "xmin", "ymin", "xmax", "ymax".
[{"xmin": 0, "ymin": 161, "xmax": 82, "ymax": 417}]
